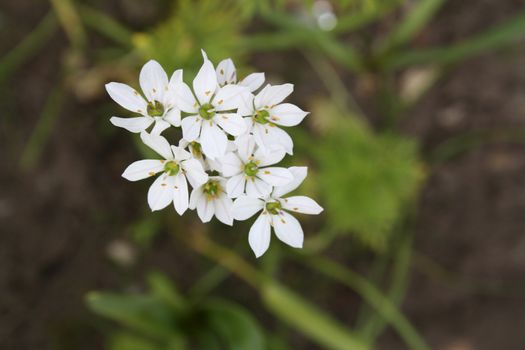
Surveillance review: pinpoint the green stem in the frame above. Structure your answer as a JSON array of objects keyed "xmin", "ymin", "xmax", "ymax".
[
  {"xmin": 0, "ymin": 12, "xmax": 58, "ymax": 85},
  {"xmin": 49, "ymin": 0, "xmax": 87, "ymax": 51},
  {"xmin": 20, "ymin": 83, "xmax": 65, "ymax": 171},
  {"xmin": 302, "ymin": 256, "xmax": 429, "ymax": 350},
  {"xmin": 78, "ymin": 4, "xmax": 133, "ymax": 47}
]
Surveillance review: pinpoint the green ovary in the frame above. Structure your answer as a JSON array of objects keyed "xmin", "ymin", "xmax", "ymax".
[
  {"xmin": 147, "ymin": 100, "xmax": 165, "ymax": 117},
  {"xmin": 199, "ymin": 103, "xmax": 215, "ymax": 120},
  {"xmin": 164, "ymin": 161, "xmax": 180, "ymax": 176},
  {"xmin": 265, "ymin": 201, "xmax": 282, "ymax": 215},
  {"xmin": 203, "ymin": 180, "xmax": 221, "ymax": 199},
  {"xmin": 244, "ymin": 161, "xmax": 259, "ymax": 177},
  {"xmin": 253, "ymin": 109, "xmax": 269, "ymax": 124}
]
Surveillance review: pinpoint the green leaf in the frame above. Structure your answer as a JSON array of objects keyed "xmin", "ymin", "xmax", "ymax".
[
  {"xmin": 201, "ymin": 299, "xmax": 266, "ymax": 350},
  {"xmin": 387, "ymin": 10, "xmax": 525, "ymax": 69},
  {"xmin": 312, "ymin": 104, "xmax": 422, "ymax": 250},
  {"xmin": 147, "ymin": 272, "xmax": 186, "ymax": 311},
  {"xmin": 381, "ymin": 0, "xmax": 445, "ymax": 51},
  {"xmin": 86, "ymin": 292, "xmax": 181, "ymax": 340},
  {"xmin": 109, "ymin": 332, "xmax": 160, "ymax": 350},
  {"xmin": 262, "ymin": 282, "xmax": 368, "ymax": 350}
]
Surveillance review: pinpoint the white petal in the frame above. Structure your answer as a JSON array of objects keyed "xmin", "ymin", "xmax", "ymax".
[
  {"xmin": 248, "ymin": 213, "xmax": 271, "ymax": 258},
  {"xmin": 168, "ymin": 69, "xmax": 183, "ymax": 89},
  {"xmin": 200, "ymin": 122, "xmax": 227, "ymax": 160},
  {"xmin": 253, "ymin": 123, "xmax": 293, "ymax": 155},
  {"xmin": 257, "ymin": 167, "xmax": 293, "ymax": 186},
  {"xmin": 110, "ymin": 116, "xmax": 152, "ymax": 133},
  {"xmin": 214, "ymin": 194, "xmax": 233, "ymax": 225},
  {"xmin": 164, "ymin": 108, "xmax": 181, "ymax": 127},
  {"xmin": 254, "ymin": 83, "xmax": 293, "ymax": 109},
  {"xmin": 106, "ymin": 83, "xmax": 147, "ymax": 114},
  {"xmin": 150, "ymin": 119, "xmax": 171, "ymax": 135},
  {"xmin": 232, "ymin": 195, "xmax": 264, "ymax": 220},
  {"xmin": 173, "ymin": 82, "xmax": 198, "ymax": 113},
  {"xmin": 196, "ymin": 193, "xmax": 214, "ymax": 223},
  {"xmin": 213, "ymin": 85, "xmax": 248, "ymax": 112},
  {"xmin": 246, "ymin": 177, "xmax": 272, "ymax": 198},
  {"xmin": 255, "ymin": 146, "xmax": 286, "ymax": 166},
  {"xmin": 181, "ymin": 116, "xmax": 202, "ymax": 142},
  {"xmin": 122, "ymin": 159, "xmax": 164, "ymax": 181},
  {"xmin": 219, "ymin": 152, "xmax": 243, "ymax": 177},
  {"xmin": 268, "ymin": 103, "xmax": 308, "ymax": 127},
  {"xmin": 172, "ymin": 173, "xmax": 189, "ymax": 215},
  {"xmin": 272, "ymin": 166, "xmax": 307, "ymax": 198},
  {"xmin": 189, "ymin": 186, "xmax": 203, "ymax": 210},
  {"xmin": 237, "ymin": 93, "xmax": 255, "ymax": 117},
  {"xmin": 239, "ymin": 72, "xmax": 265, "ymax": 92},
  {"xmin": 140, "ymin": 132, "xmax": 173, "ymax": 160},
  {"xmin": 234, "ymin": 133, "xmax": 255, "ymax": 163},
  {"xmin": 273, "ymin": 211, "xmax": 303, "ymax": 248},
  {"xmin": 281, "ymin": 196, "xmax": 323, "ymax": 215},
  {"xmin": 147, "ymin": 174, "xmax": 174, "ymax": 211},
  {"xmin": 226, "ymin": 174, "xmax": 247, "ymax": 198},
  {"xmin": 171, "ymin": 145, "xmax": 191, "ymax": 161},
  {"xmin": 139, "ymin": 60, "xmax": 168, "ymax": 102},
  {"xmin": 193, "ymin": 58, "xmax": 217, "ymax": 105},
  {"xmin": 182, "ymin": 158, "xmax": 209, "ymax": 187},
  {"xmin": 214, "ymin": 113, "xmax": 246, "ymax": 136},
  {"xmin": 216, "ymin": 58, "xmax": 236, "ymax": 86},
  {"xmin": 269, "ymin": 126, "xmax": 294, "ymax": 155}
]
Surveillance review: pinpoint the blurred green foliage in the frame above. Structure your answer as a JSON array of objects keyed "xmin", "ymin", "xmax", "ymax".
[
  {"xmin": 133, "ymin": 0, "xmax": 254, "ymax": 73},
  {"xmin": 7, "ymin": 0, "xmax": 525, "ymax": 349},
  {"xmin": 88, "ymin": 273, "xmax": 265, "ymax": 350},
  {"xmin": 313, "ymin": 103, "xmax": 422, "ymax": 250}
]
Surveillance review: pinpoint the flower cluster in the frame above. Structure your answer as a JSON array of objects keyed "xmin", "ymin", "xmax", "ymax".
[{"xmin": 106, "ymin": 50, "xmax": 323, "ymax": 257}]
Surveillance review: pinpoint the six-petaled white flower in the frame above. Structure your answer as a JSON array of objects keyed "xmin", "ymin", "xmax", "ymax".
[
  {"xmin": 220, "ymin": 135, "xmax": 293, "ymax": 198},
  {"xmin": 232, "ymin": 167, "xmax": 323, "ymax": 257},
  {"xmin": 122, "ymin": 132, "xmax": 208, "ymax": 214},
  {"xmin": 174, "ymin": 51, "xmax": 248, "ymax": 160},
  {"xmin": 106, "ymin": 60, "xmax": 182, "ymax": 134},
  {"xmin": 239, "ymin": 83, "xmax": 309, "ymax": 155},
  {"xmin": 107, "ymin": 50, "xmax": 322, "ymax": 257},
  {"xmin": 189, "ymin": 176, "xmax": 233, "ymax": 225}
]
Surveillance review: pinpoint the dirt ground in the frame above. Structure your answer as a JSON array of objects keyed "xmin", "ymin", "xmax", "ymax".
[{"xmin": 2, "ymin": 1, "xmax": 525, "ymax": 349}]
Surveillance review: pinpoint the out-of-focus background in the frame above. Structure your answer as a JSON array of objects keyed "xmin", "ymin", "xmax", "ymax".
[{"xmin": 2, "ymin": 0, "xmax": 525, "ymax": 349}]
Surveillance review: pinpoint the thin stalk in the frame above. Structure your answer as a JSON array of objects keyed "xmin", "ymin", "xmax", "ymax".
[
  {"xmin": 302, "ymin": 256, "xmax": 429, "ymax": 350},
  {"xmin": 174, "ymin": 229, "xmax": 369, "ymax": 350},
  {"xmin": 20, "ymin": 83, "xmax": 65, "ymax": 171},
  {"xmin": 49, "ymin": 0, "xmax": 87, "ymax": 51},
  {"xmin": 302, "ymin": 51, "xmax": 367, "ymax": 122},
  {"xmin": 0, "ymin": 12, "xmax": 58, "ymax": 85},
  {"xmin": 78, "ymin": 4, "xmax": 133, "ymax": 47}
]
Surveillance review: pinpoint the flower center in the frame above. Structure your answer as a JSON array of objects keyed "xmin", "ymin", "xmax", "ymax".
[
  {"xmin": 147, "ymin": 100, "xmax": 165, "ymax": 117},
  {"xmin": 203, "ymin": 180, "xmax": 221, "ymax": 199},
  {"xmin": 164, "ymin": 161, "xmax": 180, "ymax": 176},
  {"xmin": 244, "ymin": 161, "xmax": 259, "ymax": 177},
  {"xmin": 190, "ymin": 141, "xmax": 202, "ymax": 158},
  {"xmin": 265, "ymin": 201, "xmax": 282, "ymax": 215},
  {"xmin": 199, "ymin": 103, "xmax": 215, "ymax": 120},
  {"xmin": 253, "ymin": 109, "xmax": 269, "ymax": 124}
]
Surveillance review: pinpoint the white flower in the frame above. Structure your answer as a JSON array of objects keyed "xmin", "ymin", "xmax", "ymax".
[
  {"xmin": 232, "ymin": 167, "xmax": 323, "ymax": 257},
  {"xmin": 220, "ymin": 135, "xmax": 293, "ymax": 198},
  {"xmin": 106, "ymin": 60, "xmax": 182, "ymax": 134},
  {"xmin": 215, "ymin": 58, "xmax": 265, "ymax": 92},
  {"xmin": 174, "ymin": 51, "xmax": 249, "ymax": 160},
  {"xmin": 240, "ymin": 83, "xmax": 309, "ymax": 155},
  {"xmin": 189, "ymin": 176, "xmax": 233, "ymax": 225},
  {"xmin": 122, "ymin": 132, "xmax": 208, "ymax": 214}
]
